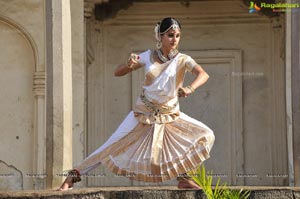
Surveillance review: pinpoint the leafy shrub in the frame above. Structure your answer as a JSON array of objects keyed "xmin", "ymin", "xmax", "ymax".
[{"xmin": 188, "ymin": 165, "xmax": 251, "ymax": 199}]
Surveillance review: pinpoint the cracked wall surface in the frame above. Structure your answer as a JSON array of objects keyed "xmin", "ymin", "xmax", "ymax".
[
  {"xmin": 0, "ymin": 0, "xmax": 44, "ymax": 190},
  {"xmin": 0, "ymin": 160, "xmax": 23, "ymax": 190}
]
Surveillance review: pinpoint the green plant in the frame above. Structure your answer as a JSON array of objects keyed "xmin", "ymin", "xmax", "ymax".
[
  {"xmin": 224, "ymin": 189, "xmax": 251, "ymax": 199},
  {"xmin": 188, "ymin": 165, "xmax": 251, "ymax": 199}
]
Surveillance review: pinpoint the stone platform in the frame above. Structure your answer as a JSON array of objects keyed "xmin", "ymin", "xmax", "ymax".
[{"xmin": 0, "ymin": 186, "xmax": 300, "ymax": 199}]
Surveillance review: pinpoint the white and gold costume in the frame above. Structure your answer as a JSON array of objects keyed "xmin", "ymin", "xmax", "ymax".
[{"xmin": 75, "ymin": 50, "xmax": 215, "ymax": 182}]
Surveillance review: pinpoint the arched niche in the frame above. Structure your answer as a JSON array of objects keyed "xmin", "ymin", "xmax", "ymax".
[{"xmin": 0, "ymin": 15, "xmax": 45, "ymax": 190}]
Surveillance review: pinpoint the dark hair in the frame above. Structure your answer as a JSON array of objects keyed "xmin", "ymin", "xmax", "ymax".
[{"xmin": 159, "ymin": 17, "xmax": 181, "ymax": 34}]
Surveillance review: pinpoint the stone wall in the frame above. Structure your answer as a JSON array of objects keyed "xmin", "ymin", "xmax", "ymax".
[
  {"xmin": 0, "ymin": 0, "xmax": 46, "ymax": 190},
  {"xmin": 0, "ymin": 187, "xmax": 300, "ymax": 199},
  {"xmin": 85, "ymin": 0, "xmax": 288, "ymax": 187},
  {"xmin": 0, "ymin": 0, "xmax": 86, "ymax": 190}
]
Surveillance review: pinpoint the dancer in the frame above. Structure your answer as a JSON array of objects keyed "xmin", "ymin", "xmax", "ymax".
[{"xmin": 58, "ymin": 17, "xmax": 215, "ymax": 191}]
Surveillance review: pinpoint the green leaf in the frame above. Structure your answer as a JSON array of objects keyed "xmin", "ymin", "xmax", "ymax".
[{"xmin": 188, "ymin": 164, "xmax": 251, "ymax": 199}]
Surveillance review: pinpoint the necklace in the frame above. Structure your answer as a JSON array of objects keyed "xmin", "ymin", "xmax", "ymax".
[{"xmin": 156, "ymin": 49, "xmax": 179, "ymax": 63}]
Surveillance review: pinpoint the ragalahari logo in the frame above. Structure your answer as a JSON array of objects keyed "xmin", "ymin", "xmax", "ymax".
[
  {"xmin": 249, "ymin": 1, "xmax": 261, "ymax": 13},
  {"xmin": 249, "ymin": 2, "xmax": 300, "ymax": 13}
]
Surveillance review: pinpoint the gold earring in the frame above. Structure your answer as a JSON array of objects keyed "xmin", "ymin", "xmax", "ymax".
[{"xmin": 156, "ymin": 40, "xmax": 162, "ymax": 49}]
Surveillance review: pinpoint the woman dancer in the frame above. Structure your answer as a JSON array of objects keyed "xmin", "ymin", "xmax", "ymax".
[{"xmin": 58, "ymin": 17, "xmax": 215, "ymax": 191}]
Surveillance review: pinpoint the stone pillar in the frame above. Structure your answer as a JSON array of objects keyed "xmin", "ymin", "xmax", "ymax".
[
  {"xmin": 84, "ymin": 0, "xmax": 96, "ymax": 66},
  {"xmin": 46, "ymin": 0, "xmax": 73, "ymax": 188},
  {"xmin": 286, "ymin": 0, "xmax": 294, "ymax": 186},
  {"xmin": 286, "ymin": 0, "xmax": 300, "ymax": 187},
  {"xmin": 71, "ymin": 0, "xmax": 86, "ymax": 188},
  {"xmin": 291, "ymin": 0, "xmax": 300, "ymax": 186},
  {"xmin": 33, "ymin": 71, "xmax": 47, "ymax": 189}
]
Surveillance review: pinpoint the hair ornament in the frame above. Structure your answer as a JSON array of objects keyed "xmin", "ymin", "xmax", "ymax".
[
  {"xmin": 154, "ymin": 22, "xmax": 161, "ymax": 41},
  {"xmin": 171, "ymin": 24, "xmax": 180, "ymax": 30},
  {"xmin": 159, "ymin": 22, "xmax": 181, "ymax": 35}
]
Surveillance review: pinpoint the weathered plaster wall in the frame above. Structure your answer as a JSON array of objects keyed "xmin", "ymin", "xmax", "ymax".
[
  {"xmin": 0, "ymin": 0, "xmax": 42, "ymax": 188},
  {"xmin": 85, "ymin": 1, "xmax": 287, "ymax": 186}
]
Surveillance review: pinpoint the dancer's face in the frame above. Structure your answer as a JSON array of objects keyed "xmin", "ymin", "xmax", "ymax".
[{"xmin": 161, "ymin": 28, "xmax": 181, "ymax": 51}]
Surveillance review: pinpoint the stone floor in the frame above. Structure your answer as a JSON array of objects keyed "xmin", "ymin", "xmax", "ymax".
[{"xmin": 0, "ymin": 186, "xmax": 300, "ymax": 199}]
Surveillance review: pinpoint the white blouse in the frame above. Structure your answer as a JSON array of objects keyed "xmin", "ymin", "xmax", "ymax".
[{"xmin": 138, "ymin": 49, "xmax": 198, "ymax": 104}]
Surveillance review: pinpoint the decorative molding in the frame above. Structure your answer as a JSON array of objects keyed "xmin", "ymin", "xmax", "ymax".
[
  {"xmin": 34, "ymin": 71, "xmax": 46, "ymax": 97},
  {"xmin": 0, "ymin": 15, "xmax": 39, "ymax": 70},
  {"xmin": 84, "ymin": 0, "xmax": 94, "ymax": 18},
  {"xmin": 84, "ymin": 0, "xmax": 110, "ymax": 18},
  {"xmin": 102, "ymin": 1, "xmax": 272, "ymax": 25}
]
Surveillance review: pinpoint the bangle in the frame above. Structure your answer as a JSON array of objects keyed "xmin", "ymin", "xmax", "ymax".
[
  {"xmin": 186, "ymin": 85, "xmax": 195, "ymax": 93},
  {"xmin": 127, "ymin": 54, "xmax": 139, "ymax": 71},
  {"xmin": 127, "ymin": 63, "xmax": 136, "ymax": 70}
]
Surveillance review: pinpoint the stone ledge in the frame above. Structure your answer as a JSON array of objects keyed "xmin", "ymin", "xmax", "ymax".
[{"xmin": 0, "ymin": 186, "xmax": 300, "ymax": 199}]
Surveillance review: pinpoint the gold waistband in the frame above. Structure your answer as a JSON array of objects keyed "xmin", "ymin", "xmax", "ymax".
[{"xmin": 140, "ymin": 93, "xmax": 178, "ymax": 115}]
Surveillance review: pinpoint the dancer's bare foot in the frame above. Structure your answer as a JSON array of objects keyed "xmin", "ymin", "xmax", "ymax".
[
  {"xmin": 57, "ymin": 169, "xmax": 81, "ymax": 191},
  {"xmin": 57, "ymin": 176, "xmax": 74, "ymax": 191},
  {"xmin": 56, "ymin": 169, "xmax": 81, "ymax": 191},
  {"xmin": 177, "ymin": 178, "xmax": 201, "ymax": 189}
]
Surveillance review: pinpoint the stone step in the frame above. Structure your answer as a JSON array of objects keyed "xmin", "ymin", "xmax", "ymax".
[{"xmin": 0, "ymin": 186, "xmax": 300, "ymax": 199}]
